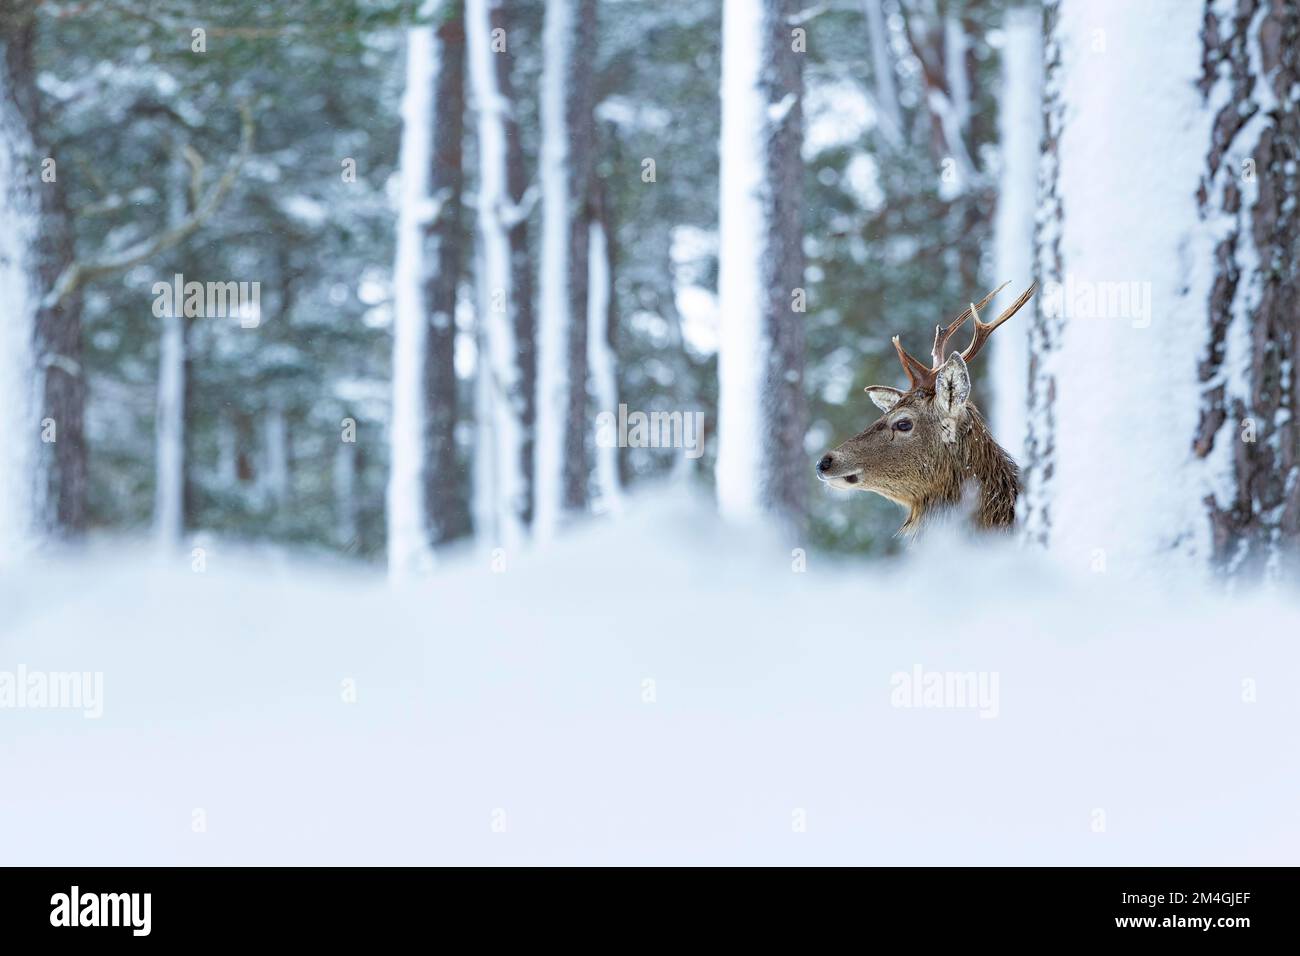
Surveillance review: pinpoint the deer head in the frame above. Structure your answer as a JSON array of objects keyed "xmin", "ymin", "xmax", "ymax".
[{"xmin": 815, "ymin": 282, "xmax": 1037, "ymax": 534}]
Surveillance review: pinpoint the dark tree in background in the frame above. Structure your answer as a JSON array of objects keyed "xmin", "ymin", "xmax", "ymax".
[{"xmin": 423, "ymin": 3, "xmax": 470, "ymax": 546}]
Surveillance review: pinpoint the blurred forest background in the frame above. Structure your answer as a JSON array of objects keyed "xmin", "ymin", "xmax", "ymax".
[{"xmin": 1, "ymin": 0, "xmax": 1296, "ymax": 578}]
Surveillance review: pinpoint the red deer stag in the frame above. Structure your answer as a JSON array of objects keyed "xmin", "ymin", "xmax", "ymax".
[{"xmin": 815, "ymin": 282, "xmax": 1038, "ymax": 535}]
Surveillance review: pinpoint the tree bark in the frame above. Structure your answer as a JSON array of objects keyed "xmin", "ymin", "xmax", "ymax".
[
  {"xmin": 0, "ymin": 3, "xmax": 86, "ymax": 555},
  {"xmin": 390, "ymin": 2, "xmax": 470, "ymax": 575},
  {"xmin": 1025, "ymin": 0, "xmax": 1299, "ymax": 578},
  {"xmin": 424, "ymin": 3, "xmax": 470, "ymax": 547},
  {"xmin": 715, "ymin": 0, "xmax": 807, "ymax": 535},
  {"xmin": 154, "ymin": 146, "xmax": 190, "ymax": 548},
  {"xmin": 535, "ymin": 0, "xmax": 597, "ymax": 539},
  {"xmin": 496, "ymin": 1, "xmax": 537, "ymax": 531},
  {"xmin": 466, "ymin": 0, "xmax": 529, "ymax": 549},
  {"xmin": 587, "ymin": 175, "xmax": 621, "ymax": 514},
  {"xmin": 1193, "ymin": 0, "xmax": 1300, "ymax": 575}
]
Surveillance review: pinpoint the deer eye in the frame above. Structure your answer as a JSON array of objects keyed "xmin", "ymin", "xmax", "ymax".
[{"xmin": 893, "ymin": 419, "xmax": 913, "ymax": 432}]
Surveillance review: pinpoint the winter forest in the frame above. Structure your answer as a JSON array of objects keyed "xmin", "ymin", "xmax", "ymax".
[{"xmin": 2, "ymin": 0, "xmax": 1300, "ymax": 866}]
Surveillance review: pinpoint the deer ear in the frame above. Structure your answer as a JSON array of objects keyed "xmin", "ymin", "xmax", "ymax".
[
  {"xmin": 934, "ymin": 353, "xmax": 970, "ymax": 416},
  {"xmin": 865, "ymin": 385, "xmax": 904, "ymax": 412}
]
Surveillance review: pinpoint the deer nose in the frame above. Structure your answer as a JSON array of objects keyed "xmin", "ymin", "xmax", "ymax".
[{"xmin": 817, "ymin": 454, "xmax": 834, "ymax": 474}]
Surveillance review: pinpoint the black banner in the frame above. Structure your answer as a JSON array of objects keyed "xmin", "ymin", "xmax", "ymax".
[{"xmin": 0, "ymin": 867, "xmax": 1291, "ymax": 943}]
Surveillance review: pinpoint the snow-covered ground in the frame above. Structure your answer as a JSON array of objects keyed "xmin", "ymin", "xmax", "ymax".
[{"xmin": 1, "ymin": 492, "xmax": 1296, "ymax": 865}]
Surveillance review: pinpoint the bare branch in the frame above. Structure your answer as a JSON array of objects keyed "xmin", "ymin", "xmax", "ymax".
[{"xmin": 46, "ymin": 103, "xmax": 255, "ymax": 308}]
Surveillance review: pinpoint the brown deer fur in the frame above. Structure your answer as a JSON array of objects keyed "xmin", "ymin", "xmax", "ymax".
[{"xmin": 816, "ymin": 284, "xmax": 1035, "ymax": 536}]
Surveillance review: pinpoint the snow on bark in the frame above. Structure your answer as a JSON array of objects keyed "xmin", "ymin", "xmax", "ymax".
[
  {"xmin": 0, "ymin": 17, "xmax": 86, "ymax": 556},
  {"xmin": 586, "ymin": 218, "xmax": 621, "ymax": 515},
  {"xmin": 154, "ymin": 153, "xmax": 190, "ymax": 548},
  {"xmin": 717, "ymin": 0, "xmax": 768, "ymax": 523},
  {"xmin": 334, "ymin": 436, "xmax": 359, "ymax": 549},
  {"xmin": 989, "ymin": 5, "xmax": 1042, "ymax": 463},
  {"xmin": 1026, "ymin": 0, "xmax": 1222, "ymax": 576},
  {"xmin": 153, "ymin": 313, "xmax": 186, "ymax": 545},
  {"xmin": 716, "ymin": 0, "xmax": 806, "ymax": 531},
  {"xmin": 0, "ymin": 47, "xmax": 42, "ymax": 560},
  {"xmin": 1191, "ymin": 0, "xmax": 1299, "ymax": 577},
  {"xmin": 466, "ymin": 0, "xmax": 526, "ymax": 550},
  {"xmin": 534, "ymin": 0, "xmax": 577, "ymax": 541},
  {"xmin": 535, "ymin": 0, "xmax": 596, "ymax": 541},
  {"xmin": 387, "ymin": 25, "xmax": 439, "ymax": 576},
  {"xmin": 427, "ymin": 4, "xmax": 471, "ymax": 548}
]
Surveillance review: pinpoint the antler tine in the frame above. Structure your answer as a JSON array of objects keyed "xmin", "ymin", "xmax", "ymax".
[
  {"xmin": 959, "ymin": 281, "xmax": 1038, "ymax": 366},
  {"xmin": 892, "ymin": 335, "xmax": 936, "ymax": 390},
  {"xmin": 930, "ymin": 281, "xmax": 1010, "ymax": 368}
]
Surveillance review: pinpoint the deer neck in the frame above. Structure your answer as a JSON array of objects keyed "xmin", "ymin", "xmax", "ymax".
[{"xmin": 900, "ymin": 407, "xmax": 1020, "ymax": 535}]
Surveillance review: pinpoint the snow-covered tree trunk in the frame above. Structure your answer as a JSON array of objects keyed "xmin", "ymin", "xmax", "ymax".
[
  {"xmin": 503, "ymin": 50, "xmax": 537, "ymax": 530},
  {"xmin": 466, "ymin": 0, "xmax": 528, "ymax": 549},
  {"xmin": 715, "ymin": 0, "xmax": 807, "ymax": 532},
  {"xmin": 334, "ymin": 433, "xmax": 359, "ymax": 549},
  {"xmin": 389, "ymin": 23, "xmax": 438, "ymax": 574},
  {"xmin": 989, "ymin": 4, "xmax": 1042, "ymax": 462},
  {"xmin": 1193, "ymin": 0, "xmax": 1300, "ymax": 575},
  {"xmin": 535, "ymin": 0, "xmax": 597, "ymax": 540},
  {"xmin": 387, "ymin": 4, "xmax": 468, "ymax": 576},
  {"xmin": 862, "ymin": 0, "xmax": 903, "ymax": 148},
  {"xmin": 153, "ymin": 313, "xmax": 186, "ymax": 544},
  {"xmin": 587, "ymin": 189, "xmax": 621, "ymax": 515},
  {"xmin": 0, "ymin": 6, "xmax": 86, "ymax": 558},
  {"xmin": 423, "ymin": 5, "xmax": 470, "ymax": 547},
  {"xmin": 261, "ymin": 401, "xmax": 290, "ymax": 508},
  {"xmin": 154, "ymin": 149, "xmax": 190, "ymax": 548},
  {"xmin": 1025, "ymin": 0, "xmax": 1300, "ymax": 578},
  {"xmin": 0, "ymin": 21, "xmax": 43, "ymax": 559}
]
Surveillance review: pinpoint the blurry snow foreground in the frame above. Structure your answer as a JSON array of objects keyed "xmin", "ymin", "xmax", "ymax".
[{"xmin": 2, "ymin": 491, "xmax": 1297, "ymax": 865}]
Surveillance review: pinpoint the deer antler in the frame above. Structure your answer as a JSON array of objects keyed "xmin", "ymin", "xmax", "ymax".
[
  {"xmin": 959, "ymin": 281, "xmax": 1038, "ymax": 365},
  {"xmin": 931, "ymin": 282, "xmax": 1008, "ymax": 368},
  {"xmin": 891, "ymin": 334, "xmax": 935, "ymax": 389},
  {"xmin": 891, "ymin": 281, "xmax": 1038, "ymax": 391}
]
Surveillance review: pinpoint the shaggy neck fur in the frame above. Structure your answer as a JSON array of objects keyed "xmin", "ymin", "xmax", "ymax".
[{"xmin": 900, "ymin": 404, "xmax": 1020, "ymax": 535}]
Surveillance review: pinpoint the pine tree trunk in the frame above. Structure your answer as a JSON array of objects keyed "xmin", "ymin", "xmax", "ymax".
[
  {"xmin": 334, "ymin": 433, "xmax": 359, "ymax": 550},
  {"xmin": 587, "ymin": 178, "xmax": 621, "ymax": 515},
  {"xmin": 424, "ymin": 3, "xmax": 470, "ymax": 547},
  {"xmin": 536, "ymin": 0, "xmax": 597, "ymax": 539},
  {"xmin": 989, "ymin": 4, "xmax": 1042, "ymax": 462},
  {"xmin": 389, "ymin": 23, "xmax": 440, "ymax": 574},
  {"xmin": 1193, "ymin": 0, "xmax": 1300, "ymax": 576},
  {"xmin": 1026, "ymin": 0, "xmax": 1299, "ymax": 578},
  {"xmin": 466, "ymin": 0, "xmax": 528, "ymax": 549},
  {"xmin": 499, "ymin": 27, "xmax": 536, "ymax": 530},
  {"xmin": 389, "ymin": 2, "xmax": 469, "ymax": 575},
  {"xmin": 0, "ymin": 4, "xmax": 86, "ymax": 555},
  {"xmin": 716, "ymin": 0, "xmax": 807, "ymax": 534},
  {"xmin": 154, "ymin": 149, "xmax": 190, "ymax": 548}
]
